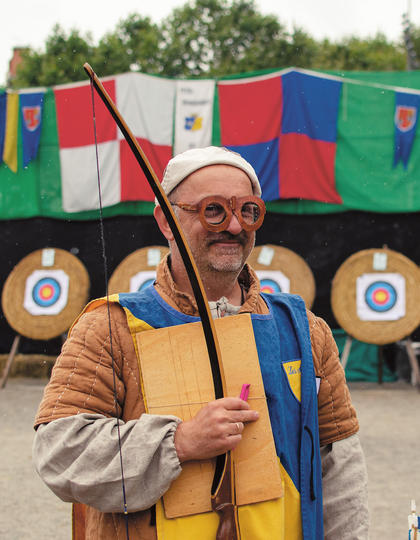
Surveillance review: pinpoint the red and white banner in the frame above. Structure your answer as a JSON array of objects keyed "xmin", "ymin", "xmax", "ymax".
[{"xmin": 54, "ymin": 73, "xmax": 176, "ymax": 212}]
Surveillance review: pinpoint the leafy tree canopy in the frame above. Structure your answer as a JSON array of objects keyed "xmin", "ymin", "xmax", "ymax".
[{"xmin": 10, "ymin": 0, "xmax": 412, "ymax": 88}]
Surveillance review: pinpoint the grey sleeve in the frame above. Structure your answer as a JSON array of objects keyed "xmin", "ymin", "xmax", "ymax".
[
  {"xmin": 33, "ymin": 413, "xmax": 182, "ymax": 513},
  {"xmin": 321, "ymin": 434, "xmax": 369, "ymax": 539}
]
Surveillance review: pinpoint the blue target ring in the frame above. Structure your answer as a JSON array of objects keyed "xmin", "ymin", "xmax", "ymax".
[
  {"xmin": 260, "ymin": 278, "xmax": 282, "ymax": 295},
  {"xmin": 137, "ymin": 278, "xmax": 154, "ymax": 291},
  {"xmin": 365, "ymin": 281, "xmax": 397, "ymax": 312},
  {"xmin": 32, "ymin": 277, "xmax": 61, "ymax": 307}
]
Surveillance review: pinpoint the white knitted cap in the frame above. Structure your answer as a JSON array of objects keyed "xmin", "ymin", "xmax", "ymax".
[{"xmin": 160, "ymin": 146, "xmax": 261, "ymax": 198}]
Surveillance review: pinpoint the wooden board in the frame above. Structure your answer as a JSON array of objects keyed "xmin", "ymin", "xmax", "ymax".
[{"xmin": 136, "ymin": 313, "xmax": 283, "ymax": 518}]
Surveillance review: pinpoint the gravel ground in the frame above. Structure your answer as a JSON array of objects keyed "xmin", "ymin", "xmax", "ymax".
[
  {"xmin": 349, "ymin": 380, "xmax": 420, "ymax": 540},
  {"xmin": 0, "ymin": 377, "xmax": 419, "ymax": 539}
]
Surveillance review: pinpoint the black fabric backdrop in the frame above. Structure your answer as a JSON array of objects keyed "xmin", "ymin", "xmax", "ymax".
[{"xmin": 1, "ymin": 211, "xmax": 419, "ymax": 354}]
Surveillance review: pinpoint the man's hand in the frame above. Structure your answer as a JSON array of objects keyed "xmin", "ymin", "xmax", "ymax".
[{"xmin": 174, "ymin": 397, "xmax": 259, "ymax": 463}]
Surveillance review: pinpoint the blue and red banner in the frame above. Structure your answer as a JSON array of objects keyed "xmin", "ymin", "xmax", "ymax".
[
  {"xmin": 218, "ymin": 70, "xmax": 342, "ymax": 204},
  {"xmin": 21, "ymin": 92, "xmax": 44, "ymax": 168},
  {"xmin": 393, "ymin": 91, "xmax": 420, "ymax": 169}
]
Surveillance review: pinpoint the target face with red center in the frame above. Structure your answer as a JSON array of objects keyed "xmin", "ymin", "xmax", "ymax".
[
  {"xmin": 255, "ymin": 270, "xmax": 290, "ymax": 295},
  {"xmin": 32, "ymin": 277, "xmax": 61, "ymax": 307},
  {"xmin": 356, "ymin": 273, "xmax": 405, "ymax": 321},
  {"xmin": 364, "ymin": 281, "xmax": 397, "ymax": 312},
  {"xmin": 260, "ymin": 279, "xmax": 282, "ymax": 294},
  {"xmin": 24, "ymin": 269, "xmax": 69, "ymax": 315}
]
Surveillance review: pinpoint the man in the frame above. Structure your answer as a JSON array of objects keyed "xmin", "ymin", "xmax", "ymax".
[{"xmin": 33, "ymin": 146, "xmax": 369, "ymax": 539}]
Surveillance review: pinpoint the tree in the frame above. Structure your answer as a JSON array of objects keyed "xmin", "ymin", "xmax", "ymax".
[
  {"xmin": 157, "ymin": 0, "xmax": 290, "ymax": 77},
  {"xmin": 92, "ymin": 14, "xmax": 162, "ymax": 76},
  {"xmin": 9, "ymin": 1, "xmax": 412, "ymax": 89},
  {"xmin": 404, "ymin": 23, "xmax": 420, "ymax": 69},
  {"xmin": 314, "ymin": 33, "xmax": 406, "ymax": 71},
  {"xmin": 13, "ymin": 25, "xmax": 95, "ymax": 87},
  {"xmin": 278, "ymin": 27, "xmax": 321, "ymax": 68}
]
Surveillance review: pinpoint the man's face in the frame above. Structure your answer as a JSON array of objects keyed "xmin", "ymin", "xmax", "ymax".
[{"xmin": 170, "ymin": 164, "xmax": 256, "ymax": 276}]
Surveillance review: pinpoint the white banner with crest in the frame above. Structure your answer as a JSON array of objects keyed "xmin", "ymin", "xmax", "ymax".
[{"xmin": 174, "ymin": 79, "xmax": 215, "ymax": 155}]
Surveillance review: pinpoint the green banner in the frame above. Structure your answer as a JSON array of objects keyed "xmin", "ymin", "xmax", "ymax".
[{"xmin": 336, "ymin": 82, "xmax": 420, "ymax": 212}]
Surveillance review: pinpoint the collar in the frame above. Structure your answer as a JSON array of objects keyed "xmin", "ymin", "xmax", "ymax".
[{"xmin": 154, "ymin": 254, "xmax": 265, "ymax": 316}]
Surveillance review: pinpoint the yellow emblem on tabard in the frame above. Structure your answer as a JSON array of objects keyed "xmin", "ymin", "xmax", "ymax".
[{"xmin": 282, "ymin": 360, "xmax": 301, "ymax": 402}]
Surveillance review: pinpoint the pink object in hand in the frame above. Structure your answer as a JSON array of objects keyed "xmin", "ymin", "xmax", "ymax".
[{"xmin": 240, "ymin": 383, "xmax": 250, "ymax": 401}]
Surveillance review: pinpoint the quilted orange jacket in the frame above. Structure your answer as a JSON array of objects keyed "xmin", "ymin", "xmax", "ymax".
[{"xmin": 35, "ymin": 260, "xmax": 359, "ymax": 540}]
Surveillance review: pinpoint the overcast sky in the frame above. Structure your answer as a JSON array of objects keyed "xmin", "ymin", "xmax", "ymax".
[{"xmin": 2, "ymin": 0, "xmax": 418, "ymax": 86}]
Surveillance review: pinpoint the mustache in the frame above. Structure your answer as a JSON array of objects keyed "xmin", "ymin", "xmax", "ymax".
[{"xmin": 207, "ymin": 231, "xmax": 248, "ymax": 246}]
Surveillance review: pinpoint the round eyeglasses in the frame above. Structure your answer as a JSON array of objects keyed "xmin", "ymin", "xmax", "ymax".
[{"xmin": 171, "ymin": 195, "xmax": 266, "ymax": 232}]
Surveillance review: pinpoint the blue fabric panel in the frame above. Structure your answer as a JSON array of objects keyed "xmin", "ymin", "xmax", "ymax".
[
  {"xmin": 393, "ymin": 91, "xmax": 420, "ymax": 169},
  {"xmin": 281, "ymin": 71, "xmax": 342, "ymax": 142},
  {"xmin": 119, "ymin": 286, "xmax": 200, "ymax": 328},
  {"xmin": 227, "ymin": 139, "xmax": 279, "ymax": 201},
  {"xmin": 20, "ymin": 92, "xmax": 44, "ymax": 168},
  {"xmin": 251, "ymin": 305, "xmax": 301, "ymax": 492}
]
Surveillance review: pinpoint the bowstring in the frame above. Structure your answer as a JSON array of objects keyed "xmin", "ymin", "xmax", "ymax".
[{"xmin": 89, "ymin": 79, "xmax": 130, "ymax": 539}]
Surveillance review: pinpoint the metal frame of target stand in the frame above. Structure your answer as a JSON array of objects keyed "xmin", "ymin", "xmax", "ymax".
[
  {"xmin": 0, "ymin": 333, "xmax": 67, "ymax": 389},
  {"xmin": 340, "ymin": 335, "xmax": 420, "ymax": 388}
]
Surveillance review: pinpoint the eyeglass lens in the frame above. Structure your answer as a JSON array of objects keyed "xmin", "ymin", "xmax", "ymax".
[{"xmin": 203, "ymin": 201, "xmax": 261, "ymax": 225}]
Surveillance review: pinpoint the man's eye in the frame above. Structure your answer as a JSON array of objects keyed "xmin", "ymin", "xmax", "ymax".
[
  {"xmin": 205, "ymin": 203, "xmax": 223, "ymax": 217},
  {"xmin": 242, "ymin": 203, "xmax": 259, "ymax": 221}
]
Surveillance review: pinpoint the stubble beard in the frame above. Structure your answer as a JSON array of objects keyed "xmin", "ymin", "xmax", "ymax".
[{"xmin": 202, "ymin": 232, "xmax": 254, "ymax": 275}]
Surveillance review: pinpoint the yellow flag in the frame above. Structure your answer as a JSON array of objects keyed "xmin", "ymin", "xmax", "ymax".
[{"xmin": 3, "ymin": 92, "xmax": 19, "ymax": 173}]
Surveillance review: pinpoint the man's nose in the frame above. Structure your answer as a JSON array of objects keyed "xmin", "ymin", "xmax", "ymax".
[{"xmin": 226, "ymin": 212, "xmax": 243, "ymax": 234}]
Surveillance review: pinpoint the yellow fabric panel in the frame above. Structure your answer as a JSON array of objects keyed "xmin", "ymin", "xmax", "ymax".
[
  {"xmin": 155, "ymin": 460, "xmax": 302, "ymax": 540},
  {"xmin": 3, "ymin": 92, "xmax": 19, "ymax": 173},
  {"xmin": 156, "ymin": 499, "xmax": 219, "ymax": 540},
  {"xmin": 123, "ymin": 307, "xmax": 154, "ymax": 337},
  {"xmin": 282, "ymin": 360, "xmax": 302, "ymax": 402},
  {"xmin": 278, "ymin": 461, "xmax": 302, "ymax": 540}
]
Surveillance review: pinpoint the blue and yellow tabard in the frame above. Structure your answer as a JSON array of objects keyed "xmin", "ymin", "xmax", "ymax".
[{"xmin": 83, "ymin": 287, "xmax": 323, "ymax": 539}]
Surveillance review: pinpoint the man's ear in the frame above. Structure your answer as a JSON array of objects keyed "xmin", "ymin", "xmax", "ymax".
[{"xmin": 154, "ymin": 205, "xmax": 174, "ymax": 241}]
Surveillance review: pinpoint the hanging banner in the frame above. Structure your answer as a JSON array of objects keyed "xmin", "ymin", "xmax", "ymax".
[
  {"xmin": 3, "ymin": 92, "xmax": 19, "ymax": 172},
  {"xmin": 174, "ymin": 79, "xmax": 215, "ymax": 155},
  {"xmin": 356, "ymin": 272, "xmax": 406, "ymax": 321},
  {"xmin": 393, "ymin": 91, "xmax": 420, "ymax": 169},
  {"xmin": 218, "ymin": 70, "xmax": 342, "ymax": 203},
  {"xmin": 56, "ymin": 73, "xmax": 176, "ymax": 212},
  {"xmin": 21, "ymin": 91, "xmax": 44, "ymax": 168},
  {"xmin": 0, "ymin": 92, "xmax": 6, "ymax": 160},
  {"xmin": 23, "ymin": 269, "xmax": 69, "ymax": 315}
]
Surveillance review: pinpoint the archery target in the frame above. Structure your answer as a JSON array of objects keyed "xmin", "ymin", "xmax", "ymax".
[
  {"xmin": 356, "ymin": 273, "xmax": 405, "ymax": 321},
  {"xmin": 130, "ymin": 271, "xmax": 157, "ymax": 292},
  {"xmin": 256, "ymin": 270, "xmax": 290, "ymax": 295},
  {"xmin": 24, "ymin": 269, "xmax": 69, "ymax": 315},
  {"xmin": 331, "ymin": 248, "xmax": 420, "ymax": 345},
  {"xmin": 248, "ymin": 245, "xmax": 315, "ymax": 308},
  {"xmin": 108, "ymin": 246, "xmax": 169, "ymax": 295},
  {"xmin": 2, "ymin": 248, "xmax": 90, "ymax": 340}
]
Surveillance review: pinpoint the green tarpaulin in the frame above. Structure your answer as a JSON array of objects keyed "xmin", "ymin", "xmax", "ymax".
[{"xmin": 2, "ymin": 69, "xmax": 420, "ymax": 220}]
